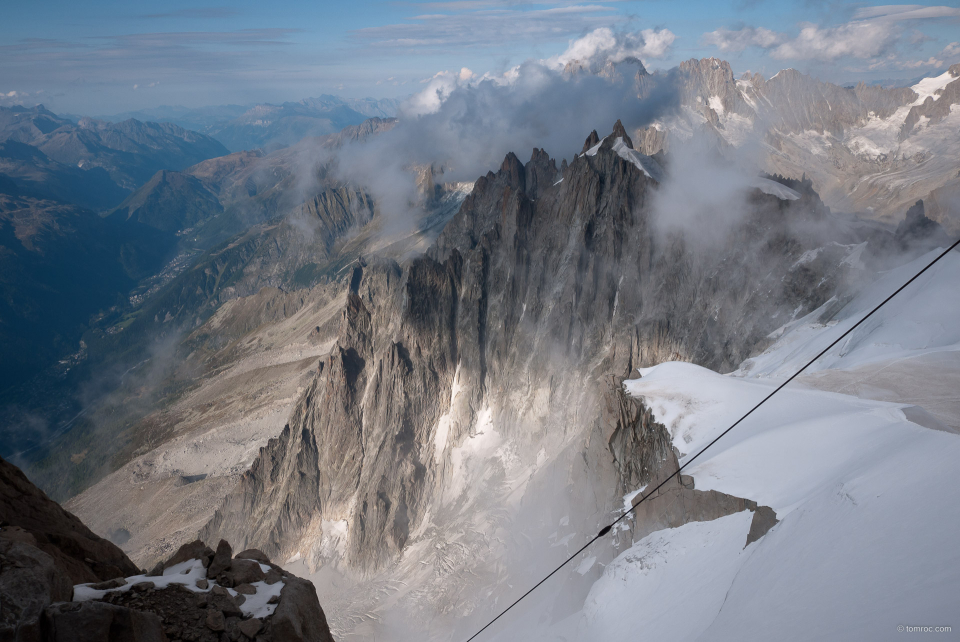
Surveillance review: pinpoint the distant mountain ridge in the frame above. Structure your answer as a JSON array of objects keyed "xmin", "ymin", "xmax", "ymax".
[
  {"xmin": 0, "ymin": 105, "xmax": 229, "ymax": 191},
  {"xmin": 102, "ymin": 95, "xmax": 403, "ymax": 153}
]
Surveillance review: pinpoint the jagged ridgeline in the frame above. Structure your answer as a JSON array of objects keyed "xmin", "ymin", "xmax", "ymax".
[{"xmin": 201, "ymin": 123, "xmax": 848, "ymax": 572}]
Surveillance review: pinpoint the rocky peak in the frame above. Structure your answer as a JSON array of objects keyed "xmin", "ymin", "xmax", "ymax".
[
  {"xmin": 524, "ymin": 147, "xmax": 559, "ymax": 200},
  {"xmin": 899, "ymin": 72, "xmax": 960, "ymax": 140},
  {"xmin": 677, "ymin": 57, "xmax": 754, "ymax": 125},
  {"xmin": 611, "ymin": 119, "xmax": 634, "ymax": 149},
  {"xmin": 198, "ymin": 122, "xmax": 848, "ymax": 584},
  {"xmin": 581, "ymin": 129, "xmax": 601, "ymax": 154},
  {"xmin": 498, "ymin": 151, "xmax": 526, "ymax": 193}
]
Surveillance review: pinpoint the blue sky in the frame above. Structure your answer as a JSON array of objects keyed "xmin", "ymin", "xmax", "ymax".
[{"xmin": 1, "ymin": 0, "xmax": 959, "ymax": 114}]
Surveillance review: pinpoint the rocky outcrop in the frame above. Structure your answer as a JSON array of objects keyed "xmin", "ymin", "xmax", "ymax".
[
  {"xmin": 0, "ymin": 456, "xmax": 158, "ymax": 641},
  {"xmin": 0, "ymin": 457, "xmax": 139, "ymax": 584},
  {"xmin": 894, "ymin": 200, "xmax": 952, "ymax": 253},
  {"xmin": 602, "ymin": 375, "xmax": 779, "ymax": 547},
  {"xmin": 75, "ymin": 539, "xmax": 335, "ymax": 642},
  {"xmin": 0, "ymin": 540, "xmax": 74, "ymax": 641},
  {"xmin": 202, "ymin": 123, "xmax": 853, "ymax": 573}
]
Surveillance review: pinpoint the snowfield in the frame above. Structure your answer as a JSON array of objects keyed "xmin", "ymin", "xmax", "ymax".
[{"xmin": 550, "ymin": 248, "xmax": 960, "ymax": 641}]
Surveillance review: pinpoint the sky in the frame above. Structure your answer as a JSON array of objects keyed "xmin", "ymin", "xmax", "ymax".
[{"xmin": 1, "ymin": 0, "xmax": 959, "ymax": 115}]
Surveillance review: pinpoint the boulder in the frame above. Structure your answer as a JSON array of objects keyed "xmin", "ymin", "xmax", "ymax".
[
  {"xmin": 264, "ymin": 568, "xmax": 284, "ymax": 585},
  {"xmin": 238, "ymin": 617, "xmax": 262, "ymax": 638},
  {"xmin": 205, "ymin": 609, "xmax": 225, "ymax": 632},
  {"xmin": 206, "ymin": 540, "xmax": 232, "ymax": 579},
  {"xmin": 234, "ymin": 548, "xmax": 271, "ymax": 564},
  {"xmin": 0, "ymin": 540, "xmax": 74, "ymax": 641},
  {"xmin": 268, "ymin": 576, "xmax": 335, "ymax": 642},
  {"xmin": 745, "ymin": 505, "xmax": 779, "ymax": 547},
  {"xmin": 87, "ymin": 577, "xmax": 126, "ymax": 591},
  {"xmin": 162, "ymin": 540, "xmax": 215, "ymax": 570},
  {"xmin": 40, "ymin": 601, "xmax": 167, "ymax": 642},
  {"xmin": 219, "ymin": 558, "xmax": 264, "ymax": 587},
  {"xmin": 207, "ymin": 586, "xmax": 243, "ymax": 618}
]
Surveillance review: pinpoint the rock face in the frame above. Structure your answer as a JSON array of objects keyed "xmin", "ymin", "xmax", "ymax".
[
  {"xmin": 603, "ymin": 373, "xmax": 779, "ymax": 547},
  {"xmin": 269, "ymin": 577, "xmax": 335, "ymax": 642},
  {"xmin": 201, "ymin": 123, "xmax": 866, "ymax": 576},
  {"xmin": 0, "ymin": 456, "xmax": 156, "ymax": 641},
  {"xmin": 894, "ymin": 200, "xmax": 952, "ymax": 252},
  {"xmin": 0, "ymin": 457, "xmax": 139, "ymax": 584},
  {"xmin": 0, "ymin": 540, "xmax": 74, "ymax": 641}
]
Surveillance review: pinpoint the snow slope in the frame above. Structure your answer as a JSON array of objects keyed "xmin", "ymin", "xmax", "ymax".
[{"xmin": 561, "ymin": 249, "xmax": 960, "ymax": 641}]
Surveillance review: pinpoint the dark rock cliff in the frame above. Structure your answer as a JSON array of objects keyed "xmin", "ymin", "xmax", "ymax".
[
  {"xmin": 0, "ymin": 456, "xmax": 139, "ymax": 584},
  {"xmin": 201, "ymin": 123, "xmax": 851, "ymax": 573}
]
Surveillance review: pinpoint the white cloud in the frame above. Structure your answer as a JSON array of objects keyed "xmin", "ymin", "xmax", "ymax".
[
  {"xmin": 701, "ymin": 26, "xmax": 784, "ymax": 52},
  {"xmin": 0, "ymin": 89, "xmax": 44, "ymax": 107},
  {"xmin": 865, "ymin": 41, "xmax": 960, "ymax": 70},
  {"xmin": 403, "ymin": 71, "xmax": 463, "ymax": 116},
  {"xmin": 552, "ymin": 27, "xmax": 676, "ymax": 70},
  {"xmin": 702, "ymin": 5, "xmax": 960, "ymax": 63},
  {"xmin": 771, "ymin": 20, "xmax": 901, "ymax": 60},
  {"xmin": 403, "ymin": 27, "xmax": 677, "ymax": 117}
]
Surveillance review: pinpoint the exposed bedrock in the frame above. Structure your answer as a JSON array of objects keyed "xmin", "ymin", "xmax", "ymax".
[
  {"xmin": 604, "ymin": 379, "xmax": 778, "ymax": 547},
  {"xmin": 203, "ymin": 125, "xmax": 868, "ymax": 573},
  {"xmin": 0, "ymin": 457, "xmax": 139, "ymax": 585}
]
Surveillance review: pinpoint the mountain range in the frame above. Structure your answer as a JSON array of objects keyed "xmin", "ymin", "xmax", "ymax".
[
  {"xmin": 102, "ymin": 95, "xmax": 403, "ymax": 153},
  {"xmin": 634, "ymin": 58, "xmax": 960, "ymax": 229},
  {"xmin": 1, "ymin": 55, "xmax": 958, "ymax": 641}
]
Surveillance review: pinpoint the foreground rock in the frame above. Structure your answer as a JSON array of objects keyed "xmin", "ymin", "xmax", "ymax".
[
  {"xmin": 1, "ymin": 455, "xmax": 149, "ymax": 641},
  {"xmin": 0, "ymin": 456, "xmax": 334, "ymax": 641},
  {"xmin": 73, "ymin": 538, "xmax": 334, "ymax": 642},
  {"xmin": 0, "ymin": 456, "xmax": 139, "ymax": 584}
]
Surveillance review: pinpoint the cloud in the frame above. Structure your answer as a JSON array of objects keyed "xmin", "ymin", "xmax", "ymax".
[
  {"xmin": 0, "ymin": 89, "xmax": 44, "ymax": 107},
  {"xmin": 330, "ymin": 47, "xmax": 679, "ymax": 234},
  {"xmin": 702, "ymin": 5, "xmax": 960, "ymax": 63},
  {"xmin": 351, "ymin": 4, "xmax": 622, "ymax": 51},
  {"xmin": 701, "ymin": 26, "xmax": 784, "ymax": 53},
  {"xmin": 551, "ymin": 27, "xmax": 676, "ymax": 69},
  {"xmin": 399, "ymin": 27, "xmax": 675, "ymax": 118},
  {"xmin": 864, "ymin": 41, "xmax": 960, "ymax": 70},
  {"xmin": 140, "ymin": 7, "xmax": 241, "ymax": 19},
  {"xmin": 771, "ymin": 20, "xmax": 901, "ymax": 60}
]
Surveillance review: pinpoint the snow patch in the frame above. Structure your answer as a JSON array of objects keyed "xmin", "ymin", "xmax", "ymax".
[
  {"xmin": 911, "ymin": 71, "xmax": 958, "ymax": 104},
  {"xmin": 73, "ymin": 559, "xmax": 283, "ymax": 619}
]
